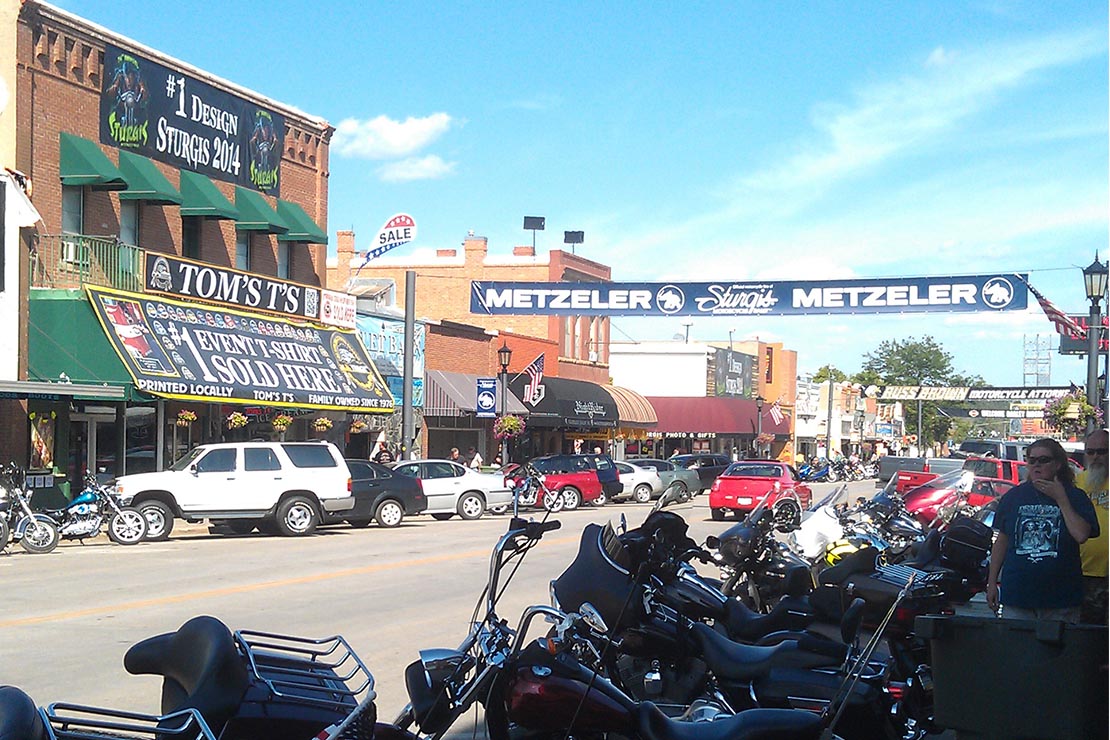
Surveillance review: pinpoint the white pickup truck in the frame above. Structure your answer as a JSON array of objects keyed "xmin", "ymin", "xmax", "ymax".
[{"xmin": 113, "ymin": 441, "xmax": 353, "ymax": 540}]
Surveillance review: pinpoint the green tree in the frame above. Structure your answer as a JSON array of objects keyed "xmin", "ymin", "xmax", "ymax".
[{"xmin": 812, "ymin": 365, "xmax": 847, "ymax": 384}]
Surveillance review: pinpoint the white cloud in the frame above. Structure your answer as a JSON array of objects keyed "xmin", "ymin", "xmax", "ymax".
[
  {"xmin": 331, "ymin": 113, "xmax": 454, "ymax": 159},
  {"xmin": 377, "ymin": 155, "xmax": 457, "ymax": 182}
]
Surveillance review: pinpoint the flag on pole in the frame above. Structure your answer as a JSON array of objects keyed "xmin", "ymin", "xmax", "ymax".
[
  {"xmin": 1014, "ymin": 274, "xmax": 1086, "ymax": 339},
  {"xmin": 523, "ymin": 353, "xmax": 545, "ymax": 404},
  {"xmin": 769, "ymin": 401, "xmax": 785, "ymax": 425}
]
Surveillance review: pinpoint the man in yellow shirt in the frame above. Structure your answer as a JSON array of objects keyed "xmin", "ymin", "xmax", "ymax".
[{"xmin": 1077, "ymin": 428, "xmax": 1108, "ymax": 624}]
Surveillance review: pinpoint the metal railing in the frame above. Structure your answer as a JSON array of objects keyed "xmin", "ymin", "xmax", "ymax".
[{"xmin": 31, "ymin": 234, "xmax": 144, "ymax": 292}]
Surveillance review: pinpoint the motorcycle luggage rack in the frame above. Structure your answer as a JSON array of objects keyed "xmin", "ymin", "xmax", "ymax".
[
  {"xmin": 41, "ymin": 702, "xmax": 217, "ymax": 740},
  {"xmin": 234, "ymin": 629, "xmax": 376, "ymax": 711},
  {"xmin": 873, "ymin": 562, "xmax": 947, "ymax": 592}
]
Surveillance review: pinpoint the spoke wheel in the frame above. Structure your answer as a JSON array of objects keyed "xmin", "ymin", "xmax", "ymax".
[
  {"xmin": 107, "ymin": 508, "xmax": 147, "ymax": 545},
  {"xmin": 457, "ymin": 493, "xmax": 485, "ymax": 520},
  {"xmin": 275, "ymin": 496, "xmax": 318, "ymax": 536}
]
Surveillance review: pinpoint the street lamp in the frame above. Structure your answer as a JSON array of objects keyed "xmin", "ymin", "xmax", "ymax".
[
  {"xmin": 498, "ymin": 343, "xmax": 513, "ymax": 464},
  {"xmin": 756, "ymin": 395, "xmax": 764, "ymax": 458},
  {"xmin": 1083, "ymin": 254, "xmax": 1108, "ymax": 434},
  {"xmin": 855, "ymin": 409, "xmax": 865, "ymax": 454}
]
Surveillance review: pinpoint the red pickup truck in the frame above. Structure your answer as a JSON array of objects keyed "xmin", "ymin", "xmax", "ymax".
[{"xmin": 896, "ymin": 457, "xmax": 1026, "ymax": 495}]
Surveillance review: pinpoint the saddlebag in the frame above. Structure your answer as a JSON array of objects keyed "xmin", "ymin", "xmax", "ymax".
[{"xmin": 939, "ymin": 516, "xmax": 992, "ymax": 574}]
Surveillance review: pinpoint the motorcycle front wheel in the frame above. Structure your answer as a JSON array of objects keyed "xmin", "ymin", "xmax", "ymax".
[
  {"xmin": 108, "ymin": 507, "xmax": 148, "ymax": 545},
  {"xmin": 0, "ymin": 518, "xmax": 9, "ymax": 552},
  {"xmin": 19, "ymin": 516, "xmax": 59, "ymax": 554}
]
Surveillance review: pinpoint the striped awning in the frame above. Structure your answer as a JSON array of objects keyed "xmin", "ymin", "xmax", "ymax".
[
  {"xmin": 602, "ymin": 384, "xmax": 657, "ymax": 427},
  {"xmin": 425, "ymin": 370, "xmax": 528, "ymax": 417}
]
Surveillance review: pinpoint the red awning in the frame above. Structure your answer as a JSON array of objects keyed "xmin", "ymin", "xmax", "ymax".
[{"xmin": 646, "ymin": 396, "xmax": 790, "ymax": 435}]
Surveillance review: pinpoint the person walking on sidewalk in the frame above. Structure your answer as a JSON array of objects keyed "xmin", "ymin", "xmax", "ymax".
[{"xmin": 1077, "ymin": 428, "xmax": 1108, "ymax": 624}]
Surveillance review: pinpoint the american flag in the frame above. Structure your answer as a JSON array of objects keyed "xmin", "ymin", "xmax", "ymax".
[
  {"xmin": 1015, "ymin": 275, "xmax": 1086, "ymax": 339},
  {"xmin": 523, "ymin": 353, "xmax": 545, "ymax": 404},
  {"xmin": 769, "ymin": 401, "xmax": 785, "ymax": 425}
]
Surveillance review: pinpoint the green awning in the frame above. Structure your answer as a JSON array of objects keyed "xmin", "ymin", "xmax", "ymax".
[
  {"xmin": 118, "ymin": 151, "xmax": 182, "ymax": 205},
  {"xmin": 276, "ymin": 200, "xmax": 328, "ymax": 244},
  {"xmin": 235, "ymin": 186, "xmax": 289, "ymax": 233},
  {"xmin": 179, "ymin": 170, "xmax": 238, "ymax": 219},
  {"xmin": 59, "ymin": 133, "xmax": 128, "ymax": 189},
  {"xmin": 27, "ymin": 290, "xmax": 148, "ymax": 402}
]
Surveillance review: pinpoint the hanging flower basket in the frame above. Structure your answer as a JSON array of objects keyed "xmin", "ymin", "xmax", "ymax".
[
  {"xmin": 756, "ymin": 432, "xmax": 776, "ymax": 446},
  {"xmin": 226, "ymin": 411, "xmax": 249, "ymax": 430},
  {"xmin": 494, "ymin": 414, "xmax": 526, "ymax": 440},
  {"xmin": 271, "ymin": 413, "xmax": 293, "ymax": 432},
  {"xmin": 176, "ymin": 409, "xmax": 197, "ymax": 427},
  {"xmin": 1044, "ymin": 392, "xmax": 1103, "ymax": 438},
  {"xmin": 349, "ymin": 419, "xmax": 368, "ymax": 434},
  {"xmin": 313, "ymin": 417, "xmax": 334, "ymax": 432}
]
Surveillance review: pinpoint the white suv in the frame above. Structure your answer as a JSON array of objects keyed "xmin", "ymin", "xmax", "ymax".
[{"xmin": 115, "ymin": 441, "xmax": 353, "ymax": 540}]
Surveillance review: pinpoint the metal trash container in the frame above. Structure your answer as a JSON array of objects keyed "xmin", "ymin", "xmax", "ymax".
[{"xmin": 916, "ymin": 615, "xmax": 1108, "ymax": 740}]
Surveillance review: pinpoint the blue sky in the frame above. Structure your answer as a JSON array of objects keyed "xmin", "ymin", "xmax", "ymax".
[{"xmin": 62, "ymin": 1, "xmax": 1108, "ymax": 387}]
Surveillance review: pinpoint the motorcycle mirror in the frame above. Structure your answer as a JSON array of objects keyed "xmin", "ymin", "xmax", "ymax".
[
  {"xmin": 705, "ymin": 535, "xmax": 720, "ymax": 549},
  {"xmin": 578, "ymin": 602, "xmax": 609, "ymax": 635},
  {"xmin": 651, "ymin": 481, "xmax": 684, "ymax": 512},
  {"xmin": 618, "ymin": 512, "xmax": 627, "ymax": 535}
]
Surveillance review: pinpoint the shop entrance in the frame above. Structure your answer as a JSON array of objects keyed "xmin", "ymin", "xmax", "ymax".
[{"xmin": 69, "ymin": 409, "xmax": 117, "ymax": 484}]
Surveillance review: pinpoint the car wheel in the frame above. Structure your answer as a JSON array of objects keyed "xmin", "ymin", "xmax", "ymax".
[
  {"xmin": 107, "ymin": 508, "xmax": 148, "ymax": 544},
  {"xmin": 593, "ymin": 490, "xmax": 607, "ymax": 507},
  {"xmin": 347, "ymin": 519, "xmax": 373, "ymax": 528},
  {"xmin": 138, "ymin": 500, "xmax": 174, "ymax": 541},
  {"xmin": 226, "ymin": 520, "xmax": 258, "ymax": 535},
  {"xmin": 489, "ymin": 504, "xmax": 509, "ymax": 515},
  {"xmin": 431, "ymin": 513, "xmax": 455, "ymax": 521},
  {"xmin": 375, "ymin": 500, "xmax": 405, "ymax": 528},
  {"xmin": 711, "ymin": 508, "xmax": 726, "ymax": 521},
  {"xmin": 275, "ymin": 495, "xmax": 319, "ymax": 536},
  {"xmin": 633, "ymin": 484, "xmax": 653, "ymax": 504},
  {"xmin": 561, "ymin": 487, "xmax": 581, "ymax": 511},
  {"xmin": 457, "ymin": 492, "xmax": 485, "ymax": 520},
  {"xmin": 543, "ymin": 490, "xmax": 565, "ymax": 513}
]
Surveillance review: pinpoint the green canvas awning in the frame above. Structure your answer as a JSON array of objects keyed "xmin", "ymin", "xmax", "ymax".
[
  {"xmin": 59, "ymin": 133, "xmax": 128, "ymax": 189},
  {"xmin": 118, "ymin": 151, "xmax": 182, "ymax": 205},
  {"xmin": 179, "ymin": 170, "xmax": 238, "ymax": 219},
  {"xmin": 235, "ymin": 186, "xmax": 289, "ymax": 233},
  {"xmin": 27, "ymin": 290, "xmax": 148, "ymax": 402},
  {"xmin": 276, "ymin": 199, "xmax": 328, "ymax": 244}
]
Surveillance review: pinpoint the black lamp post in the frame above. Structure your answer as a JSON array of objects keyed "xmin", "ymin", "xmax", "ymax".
[
  {"xmin": 756, "ymin": 395, "xmax": 764, "ymax": 458},
  {"xmin": 1083, "ymin": 254, "xmax": 1108, "ymax": 434},
  {"xmin": 498, "ymin": 343, "xmax": 513, "ymax": 463}
]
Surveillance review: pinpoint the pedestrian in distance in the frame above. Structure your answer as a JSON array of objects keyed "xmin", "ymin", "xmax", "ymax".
[
  {"xmin": 372, "ymin": 441, "xmax": 394, "ymax": 465},
  {"xmin": 986, "ymin": 437, "xmax": 1099, "ymax": 623},
  {"xmin": 1077, "ymin": 428, "xmax": 1108, "ymax": 624},
  {"xmin": 490, "ymin": 454, "xmax": 503, "ymax": 469},
  {"xmin": 449, "ymin": 447, "xmax": 461, "ymax": 462},
  {"xmin": 467, "ymin": 446, "xmax": 483, "ymax": 469}
]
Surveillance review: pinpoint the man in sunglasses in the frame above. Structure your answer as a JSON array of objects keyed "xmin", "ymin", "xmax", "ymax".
[
  {"xmin": 987, "ymin": 438, "xmax": 1099, "ymax": 623},
  {"xmin": 1077, "ymin": 428, "xmax": 1108, "ymax": 624}
]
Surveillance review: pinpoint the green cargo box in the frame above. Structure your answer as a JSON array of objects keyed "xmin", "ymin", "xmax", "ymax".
[{"xmin": 916, "ymin": 615, "xmax": 1108, "ymax": 740}]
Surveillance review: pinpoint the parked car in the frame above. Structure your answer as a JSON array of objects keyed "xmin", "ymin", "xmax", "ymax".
[
  {"xmin": 116, "ymin": 441, "xmax": 353, "ymax": 540},
  {"xmin": 900, "ymin": 469, "xmax": 1017, "ymax": 527},
  {"xmin": 668, "ymin": 453, "xmax": 732, "ymax": 492},
  {"xmin": 343, "ymin": 459, "xmax": 427, "ymax": 528},
  {"xmin": 628, "ymin": 458, "xmax": 702, "ymax": 499},
  {"xmin": 708, "ymin": 460, "xmax": 812, "ymax": 521},
  {"xmin": 390, "ymin": 459, "xmax": 512, "ymax": 520},
  {"xmin": 527, "ymin": 453, "xmax": 622, "ymax": 504},
  {"xmin": 613, "ymin": 461, "xmax": 664, "ymax": 504},
  {"xmin": 506, "ymin": 461, "xmax": 601, "ymax": 511}
]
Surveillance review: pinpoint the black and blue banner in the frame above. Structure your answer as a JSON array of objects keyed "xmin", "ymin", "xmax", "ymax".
[
  {"xmin": 471, "ymin": 274, "xmax": 1028, "ymax": 317},
  {"xmin": 100, "ymin": 44, "xmax": 284, "ymax": 194}
]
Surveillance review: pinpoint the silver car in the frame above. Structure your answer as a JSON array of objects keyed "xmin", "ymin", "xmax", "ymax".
[
  {"xmin": 614, "ymin": 461, "xmax": 665, "ymax": 504},
  {"xmin": 391, "ymin": 459, "xmax": 512, "ymax": 520},
  {"xmin": 627, "ymin": 458, "xmax": 701, "ymax": 499}
]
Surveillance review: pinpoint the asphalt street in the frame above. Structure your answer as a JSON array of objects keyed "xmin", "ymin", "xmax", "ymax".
[{"xmin": 0, "ymin": 480, "xmax": 878, "ymax": 726}]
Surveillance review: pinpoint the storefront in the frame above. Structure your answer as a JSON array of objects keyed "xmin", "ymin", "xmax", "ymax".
[
  {"xmin": 600, "ymin": 384, "xmax": 656, "ymax": 459},
  {"xmin": 509, "ymin": 375, "xmax": 618, "ymax": 458},
  {"xmin": 643, "ymin": 396, "xmax": 790, "ymax": 460},
  {"xmin": 424, "ymin": 370, "xmax": 527, "ymax": 460}
]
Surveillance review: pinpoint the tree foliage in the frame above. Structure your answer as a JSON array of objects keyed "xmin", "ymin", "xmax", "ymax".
[{"xmin": 812, "ymin": 364, "xmax": 847, "ymax": 384}]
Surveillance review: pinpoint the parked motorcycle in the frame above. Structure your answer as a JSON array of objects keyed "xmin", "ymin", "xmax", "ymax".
[
  {"xmin": 0, "ymin": 463, "xmax": 60, "ymax": 554},
  {"xmin": 39, "ymin": 472, "xmax": 147, "ymax": 545},
  {"xmin": 797, "ymin": 457, "xmax": 835, "ymax": 482}
]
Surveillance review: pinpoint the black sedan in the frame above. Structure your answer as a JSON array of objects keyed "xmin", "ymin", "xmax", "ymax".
[{"xmin": 336, "ymin": 459, "xmax": 427, "ymax": 528}]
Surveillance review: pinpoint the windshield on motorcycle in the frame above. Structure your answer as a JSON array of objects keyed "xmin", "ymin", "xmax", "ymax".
[
  {"xmin": 899, "ymin": 468, "xmax": 976, "ymax": 500},
  {"xmin": 809, "ymin": 483, "xmax": 850, "ymax": 513}
]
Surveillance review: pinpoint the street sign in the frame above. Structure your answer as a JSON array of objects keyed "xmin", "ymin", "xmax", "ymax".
[{"xmin": 476, "ymin": 378, "xmax": 497, "ymax": 418}]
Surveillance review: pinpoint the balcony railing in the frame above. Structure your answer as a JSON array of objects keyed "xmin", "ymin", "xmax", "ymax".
[{"xmin": 31, "ymin": 234, "xmax": 144, "ymax": 292}]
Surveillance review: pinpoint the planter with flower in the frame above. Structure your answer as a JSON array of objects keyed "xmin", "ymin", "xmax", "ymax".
[
  {"xmin": 176, "ymin": 410, "xmax": 197, "ymax": 428},
  {"xmin": 349, "ymin": 419, "xmax": 368, "ymax": 434},
  {"xmin": 313, "ymin": 417, "xmax": 334, "ymax": 433},
  {"xmin": 494, "ymin": 414, "xmax": 526, "ymax": 440},
  {"xmin": 755, "ymin": 432, "xmax": 776, "ymax": 446},
  {"xmin": 226, "ymin": 411, "xmax": 249, "ymax": 430},
  {"xmin": 271, "ymin": 413, "xmax": 293, "ymax": 433},
  {"xmin": 1044, "ymin": 392, "xmax": 1103, "ymax": 438}
]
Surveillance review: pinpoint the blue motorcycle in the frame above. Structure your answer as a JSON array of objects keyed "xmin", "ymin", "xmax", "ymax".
[{"xmin": 798, "ymin": 457, "xmax": 836, "ymax": 482}]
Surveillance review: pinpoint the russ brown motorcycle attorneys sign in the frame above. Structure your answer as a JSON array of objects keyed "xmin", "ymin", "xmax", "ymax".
[{"xmin": 87, "ymin": 286, "xmax": 394, "ymax": 412}]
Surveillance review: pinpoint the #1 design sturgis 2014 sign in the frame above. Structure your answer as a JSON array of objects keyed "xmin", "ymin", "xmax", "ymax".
[
  {"xmin": 87, "ymin": 286, "xmax": 394, "ymax": 412},
  {"xmin": 100, "ymin": 44, "xmax": 284, "ymax": 194},
  {"xmin": 470, "ymin": 275, "xmax": 1029, "ymax": 316}
]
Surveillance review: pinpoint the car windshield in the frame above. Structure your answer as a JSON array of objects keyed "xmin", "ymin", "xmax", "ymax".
[
  {"xmin": 724, "ymin": 463, "xmax": 780, "ymax": 477},
  {"xmin": 169, "ymin": 447, "xmax": 206, "ymax": 471}
]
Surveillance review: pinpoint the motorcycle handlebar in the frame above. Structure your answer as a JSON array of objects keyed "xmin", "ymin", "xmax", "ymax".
[{"xmin": 508, "ymin": 517, "xmax": 561, "ymax": 539}]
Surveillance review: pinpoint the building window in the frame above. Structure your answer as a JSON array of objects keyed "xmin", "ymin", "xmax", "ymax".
[
  {"xmin": 235, "ymin": 232, "xmax": 250, "ymax": 271},
  {"xmin": 562, "ymin": 316, "xmax": 573, "ymax": 356},
  {"xmin": 277, "ymin": 241, "xmax": 290, "ymax": 279},
  {"xmin": 61, "ymin": 186, "xmax": 83, "ymax": 234},
  {"xmin": 182, "ymin": 217, "xmax": 200, "ymax": 259},
  {"xmin": 120, "ymin": 200, "xmax": 139, "ymax": 246}
]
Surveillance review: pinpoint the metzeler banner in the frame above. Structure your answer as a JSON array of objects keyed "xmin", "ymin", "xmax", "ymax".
[
  {"xmin": 87, "ymin": 286, "xmax": 394, "ymax": 412},
  {"xmin": 100, "ymin": 44, "xmax": 284, "ymax": 194},
  {"xmin": 470, "ymin": 275, "xmax": 1028, "ymax": 316},
  {"xmin": 876, "ymin": 386, "xmax": 1071, "ymax": 402}
]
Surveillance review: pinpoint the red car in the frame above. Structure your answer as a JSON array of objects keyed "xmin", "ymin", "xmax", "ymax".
[
  {"xmin": 900, "ymin": 469, "xmax": 1015, "ymax": 526},
  {"xmin": 709, "ymin": 460, "xmax": 812, "ymax": 521},
  {"xmin": 502, "ymin": 460, "xmax": 603, "ymax": 511}
]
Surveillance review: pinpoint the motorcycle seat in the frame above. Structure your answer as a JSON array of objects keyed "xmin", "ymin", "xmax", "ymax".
[
  {"xmin": 123, "ymin": 615, "xmax": 249, "ymax": 731},
  {"xmin": 687, "ymin": 623, "xmax": 837, "ymax": 681},
  {"xmin": 635, "ymin": 701, "xmax": 823, "ymax": 740},
  {"xmin": 0, "ymin": 686, "xmax": 47, "ymax": 740},
  {"xmin": 723, "ymin": 596, "xmax": 813, "ymax": 642}
]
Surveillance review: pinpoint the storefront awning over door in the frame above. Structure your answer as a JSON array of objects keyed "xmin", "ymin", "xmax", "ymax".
[
  {"xmin": 28, "ymin": 291, "xmax": 148, "ymax": 401},
  {"xmin": 511, "ymin": 376, "xmax": 618, "ymax": 428},
  {"xmin": 646, "ymin": 396, "xmax": 789, "ymax": 435},
  {"xmin": 425, "ymin": 370, "xmax": 527, "ymax": 417},
  {"xmin": 84, "ymin": 285, "xmax": 395, "ymax": 412},
  {"xmin": 602, "ymin": 385, "xmax": 657, "ymax": 427},
  {"xmin": 59, "ymin": 133, "xmax": 128, "ymax": 189},
  {"xmin": 0, "ymin": 379, "xmax": 126, "ymax": 400}
]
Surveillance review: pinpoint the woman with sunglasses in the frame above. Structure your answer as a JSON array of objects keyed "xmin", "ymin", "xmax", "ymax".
[{"xmin": 986, "ymin": 438, "xmax": 1100, "ymax": 623}]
